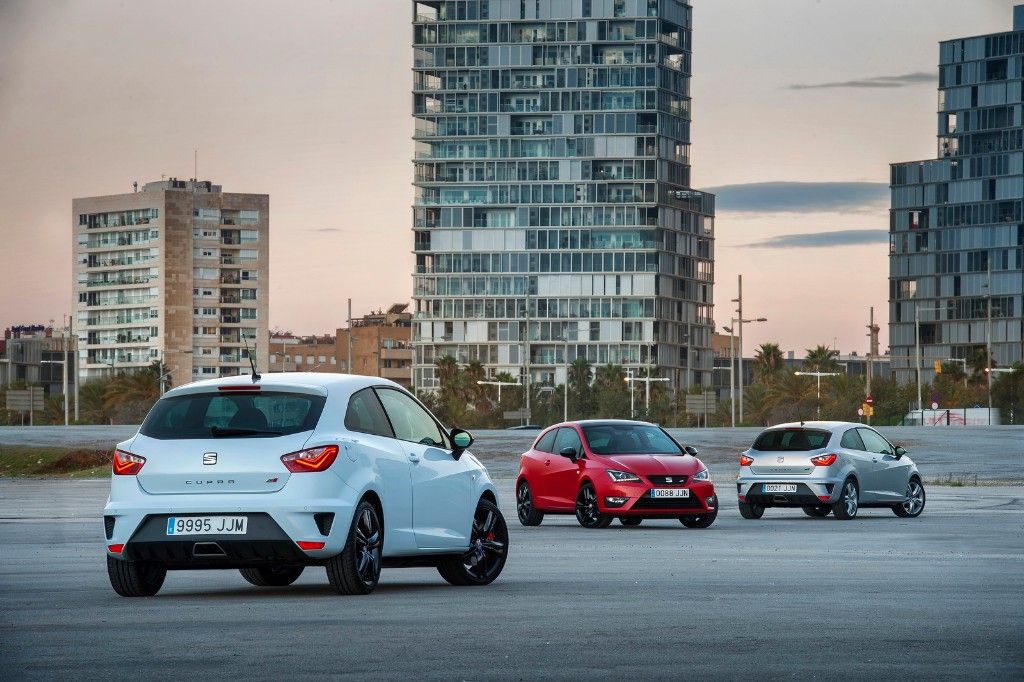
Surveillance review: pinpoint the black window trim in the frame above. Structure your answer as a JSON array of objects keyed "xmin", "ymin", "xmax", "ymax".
[
  {"xmin": 344, "ymin": 387, "xmax": 395, "ymax": 439},
  {"xmin": 534, "ymin": 427, "xmax": 559, "ymax": 454},
  {"xmin": 372, "ymin": 385, "xmax": 453, "ymax": 451}
]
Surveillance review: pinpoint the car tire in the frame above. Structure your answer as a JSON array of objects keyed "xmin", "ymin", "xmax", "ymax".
[
  {"xmin": 106, "ymin": 555, "xmax": 166, "ymax": 597},
  {"xmin": 574, "ymin": 483, "xmax": 612, "ymax": 528},
  {"xmin": 239, "ymin": 565, "xmax": 304, "ymax": 587},
  {"xmin": 893, "ymin": 477, "xmax": 926, "ymax": 518},
  {"xmin": 832, "ymin": 478, "xmax": 859, "ymax": 520},
  {"xmin": 516, "ymin": 480, "xmax": 544, "ymax": 526},
  {"xmin": 680, "ymin": 496, "xmax": 718, "ymax": 528},
  {"xmin": 802, "ymin": 505, "xmax": 831, "ymax": 518},
  {"xmin": 326, "ymin": 500, "xmax": 382, "ymax": 595},
  {"xmin": 437, "ymin": 499, "xmax": 509, "ymax": 587},
  {"xmin": 738, "ymin": 499, "xmax": 765, "ymax": 519},
  {"xmin": 619, "ymin": 517, "xmax": 642, "ymax": 526}
]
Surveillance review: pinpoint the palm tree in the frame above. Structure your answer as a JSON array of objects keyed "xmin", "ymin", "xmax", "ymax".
[
  {"xmin": 103, "ymin": 370, "xmax": 160, "ymax": 423},
  {"xmin": 567, "ymin": 357, "xmax": 595, "ymax": 419},
  {"xmin": 594, "ymin": 364, "xmax": 629, "ymax": 418},
  {"xmin": 753, "ymin": 342, "xmax": 785, "ymax": 384},
  {"xmin": 768, "ymin": 372, "xmax": 817, "ymax": 422},
  {"xmin": 803, "ymin": 345, "xmax": 840, "ymax": 373}
]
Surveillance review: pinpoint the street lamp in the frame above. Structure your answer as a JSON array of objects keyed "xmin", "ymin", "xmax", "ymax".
[
  {"xmin": 625, "ymin": 373, "xmax": 670, "ymax": 417},
  {"xmin": 730, "ymin": 274, "xmax": 767, "ymax": 424},
  {"xmin": 914, "ymin": 303, "xmax": 943, "ymax": 417},
  {"xmin": 625, "ymin": 368, "xmax": 635, "ymax": 419},
  {"xmin": 794, "ymin": 370, "xmax": 841, "ymax": 419},
  {"xmin": 711, "ymin": 366, "xmax": 733, "ymax": 427},
  {"xmin": 40, "ymin": 360, "xmax": 69, "ymax": 425},
  {"xmin": 985, "ymin": 367, "xmax": 1019, "ymax": 423},
  {"xmin": 158, "ymin": 349, "xmax": 193, "ymax": 395},
  {"xmin": 476, "ymin": 380, "xmax": 520, "ymax": 404}
]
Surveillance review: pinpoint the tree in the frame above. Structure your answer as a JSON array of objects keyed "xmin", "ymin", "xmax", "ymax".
[
  {"xmin": 753, "ymin": 342, "xmax": 785, "ymax": 385},
  {"xmin": 594, "ymin": 364, "xmax": 629, "ymax": 418},
  {"xmin": 803, "ymin": 345, "xmax": 840, "ymax": 373},
  {"xmin": 567, "ymin": 357, "xmax": 595, "ymax": 420},
  {"xmin": 104, "ymin": 368, "xmax": 160, "ymax": 423},
  {"xmin": 767, "ymin": 372, "xmax": 816, "ymax": 423}
]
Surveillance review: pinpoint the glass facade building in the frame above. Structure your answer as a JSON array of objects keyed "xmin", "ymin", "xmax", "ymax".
[
  {"xmin": 889, "ymin": 6, "xmax": 1024, "ymax": 384},
  {"xmin": 411, "ymin": 0, "xmax": 715, "ymax": 393}
]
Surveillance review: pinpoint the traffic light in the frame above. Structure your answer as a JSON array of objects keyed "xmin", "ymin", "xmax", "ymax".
[{"xmin": 933, "ymin": 359, "xmax": 942, "ymax": 374}]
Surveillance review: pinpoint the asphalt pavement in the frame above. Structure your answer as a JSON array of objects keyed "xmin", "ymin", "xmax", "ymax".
[
  {"xmin": 1, "ymin": 477, "xmax": 1022, "ymax": 680},
  {"xmin": 3, "ymin": 424, "xmax": 1023, "ymax": 483}
]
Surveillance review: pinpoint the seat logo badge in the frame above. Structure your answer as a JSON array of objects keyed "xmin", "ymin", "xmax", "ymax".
[
  {"xmin": 203, "ymin": 453, "xmax": 218, "ymax": 465},
  {"xmin": 665, "ymin": 477, "xmax": 673, "ymax": 483},
  {"xmin": 777, "ymin": 457, "xmax": 785, "ymax": 464}
]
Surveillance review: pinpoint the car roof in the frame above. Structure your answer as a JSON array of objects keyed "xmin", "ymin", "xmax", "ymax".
[
  {"xmin": 765, "ymin": 421, "xmax": 858, "ymax": 433},
  {"xmin": 161, "ymin": 372, "xmax": 403, "ymax": 398}
]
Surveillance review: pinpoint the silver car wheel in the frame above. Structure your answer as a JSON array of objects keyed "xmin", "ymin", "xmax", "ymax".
[
  {"xmin": 903, "ymin": 480, "xmax": 924, "ymax": 515},
  {"xmin": 844, "ymin": 481, "xmax": 858, "ymax": 517}
]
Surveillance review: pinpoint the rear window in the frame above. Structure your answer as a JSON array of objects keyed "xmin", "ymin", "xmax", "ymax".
[
  {"xmin": 752, "ymin": 428, "xmax": 831, "ymax": 452},
  {"xmin": 140, "ymin": 391, "xmax": 326, "ymax": 440}
]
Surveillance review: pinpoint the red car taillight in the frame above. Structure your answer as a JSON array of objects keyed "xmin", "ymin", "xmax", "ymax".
[
  {"xmin": 107, "ymin": 544, "xmax": 125, "ymax": 554},
  {"xmin": 811, "ymin": 453, "xmax": 838, "ymax": 466},
  {"xmin": 281, "ymin": 445, "xmax": 339, "ymax": 473},
  {"xmin": 296, "ymin": 541, "xmax": 326, "ymax": 551},
  {"xmin": 739, "ymin": 455, "xmax": 754, "ymax": 467},
  {"xmin": 112, "ymin": 450, "xmax": 145, "ymax": 475}
]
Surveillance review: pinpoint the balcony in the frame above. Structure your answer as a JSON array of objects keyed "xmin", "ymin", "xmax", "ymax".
[
  {"xmin": 220, "ymin": 294, "xmax": 241, "ymax": 304},
  {"xmin": 220, "ymin": 316, "xmax": 240, "ymax": 324}
]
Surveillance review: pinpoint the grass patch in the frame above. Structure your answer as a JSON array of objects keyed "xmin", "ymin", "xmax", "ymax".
[{"xmin": 0, "ymin": 446, "xmax": 111, "ymax": 478}]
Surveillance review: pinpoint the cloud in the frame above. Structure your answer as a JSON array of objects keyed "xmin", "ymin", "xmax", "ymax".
[
  {"xmin": 788, "ymin": 71, "xmax": 935, "ymax": 90},
  {"xmin": 742, "ymin": 229, "xmax": 889, "ymax": 249},
  {"xmin": 703, "ymin": 181, "xmax": 888, "ymax": 213},
  {"xmin": 306, "ymin": 227, "xmax": 355, "ymax": 233}
]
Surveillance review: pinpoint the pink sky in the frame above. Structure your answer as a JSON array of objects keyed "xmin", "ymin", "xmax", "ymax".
[{"xmin": 0, "ymin": 0, "xmax": 1015, "ymax": 357}]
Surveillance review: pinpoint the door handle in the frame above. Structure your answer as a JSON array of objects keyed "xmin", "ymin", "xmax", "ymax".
[{"xmin": 408, "ymin": 453, "xmax": 420, "ymax": 463}]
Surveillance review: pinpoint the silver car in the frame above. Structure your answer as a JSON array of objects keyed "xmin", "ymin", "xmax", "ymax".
[{"xmin": 736, "ymin": 421, "xmax": 925, "ymax": 520}]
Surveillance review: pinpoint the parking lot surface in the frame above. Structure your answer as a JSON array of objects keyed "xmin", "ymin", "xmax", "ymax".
[{"xmin": 1, "ymin": 477, "xmax": 1021, "ymax": 680}]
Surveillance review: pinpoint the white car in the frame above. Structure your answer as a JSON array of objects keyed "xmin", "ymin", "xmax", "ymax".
[{"xmin": 104, "ymin": 373, "xmax": 508, "ymax": 597}]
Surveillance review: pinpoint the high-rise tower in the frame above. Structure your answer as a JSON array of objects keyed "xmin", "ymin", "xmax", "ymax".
[
  {"xmin": 412, "ymin": 0, "xmax": 715, "ymax": 400},
  {"xmin": 889, "ymin": 6, "xmax": 1024, "ymax": 387}
]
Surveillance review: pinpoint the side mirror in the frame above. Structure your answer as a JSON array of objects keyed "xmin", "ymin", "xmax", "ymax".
[
  {"xmin": 683, "ymin": 446, "xmax": 698, "ymax": 456},
  {"xmin": 450, "ymin": 428, "xmax": 473, "ymax": 460},
  {"xmin": 559, "ymin": 446, "xmax": 578, "ymax": 462},
  {"xmin": 894, "ymin": 446, "xmax": 907, "ymax": 458}
]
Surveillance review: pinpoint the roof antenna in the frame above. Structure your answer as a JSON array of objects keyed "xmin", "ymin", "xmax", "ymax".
[{"xmin": 242, "ymin": 334, "xmax": 261, "ymax": 382}]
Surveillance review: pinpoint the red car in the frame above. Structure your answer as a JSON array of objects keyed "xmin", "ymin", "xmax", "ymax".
[{"xmin": 516, "ymin": 420, "xmax": 718, "ymax": 529}]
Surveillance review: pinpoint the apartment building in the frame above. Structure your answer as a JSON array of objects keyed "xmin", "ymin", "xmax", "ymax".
[
  {"xmin": 889, "ymin": 6, "xmax": 1024, "ymax": 384},
  {"xmin": 73, "ymin": 178, "xmax": 269, "ymax": 388},
  {"xmin": 268, "ymin": 304, "xmax": 413, "ymax": 387},
  {"xmin": 411, "ymin": 0, "xmax": 716, "ymax": 394}
]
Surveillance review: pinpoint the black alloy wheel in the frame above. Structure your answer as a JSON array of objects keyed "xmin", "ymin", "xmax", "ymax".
[
  {"xmin": 516, "ymin": 481, "xmax": 544, "ymax": 526},
  {"xmin": 575, "ymin": 483, "xmax": 612, "ymax": 529},
  {"xmin": 326, "ymin": 500, "xmax": 382, "ymax": 595},
  {"xmin": 437, "ymin": 499, "xmax": 509, "ymax": 586}
]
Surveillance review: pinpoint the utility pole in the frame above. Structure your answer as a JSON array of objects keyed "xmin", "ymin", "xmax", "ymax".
[
  {"xmin": 523, "ymin": 293, "xmax": 531, "ymax": 426},
  {"xmin": 626, "ymin": 368, "xmax": 635, "ymax": 419},
  {"xmin": 71, "ymin": 316, "xmax": 78, "ymax": 422},
  {"xmin": 736, "ymin": 275, "xmax": 743, "ymax": 424},
  {"xmin": 866, "ymin": 307, "xmax": 879, "ymax": 425},
  {"xmin": 563, "ymin": 336, "xmax": 569, "ymax": 423},
  {"xmin": 62, "ymin": 315, "xmax": 69, "ymax": 426},
  {"xmin": 347, "ymin": 298, "xmax": 353, "ymax": 376}
]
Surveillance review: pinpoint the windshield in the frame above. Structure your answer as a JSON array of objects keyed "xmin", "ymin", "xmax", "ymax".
[
  {"xmin": 140, "ymin": 391, "xmax": 326, "ymax": 440},
  {"xmin": 581, "ymin": 424, "xmax": 684, "ymax": 456},
  {"xmin": 752, "ymin": 428, "xmax": 831, "ymax": 452}
]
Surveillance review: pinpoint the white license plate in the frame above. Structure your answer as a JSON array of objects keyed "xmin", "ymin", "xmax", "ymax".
[
  {"xmin": 651, "ymin": 488, "xmax": 690, "ymax": 498},
  {"xmin": 762, "ymin": 484, "xmax": 798, "ymax": 493},
  {"xmin": 166, "ymin": 516, "xmax": 247, "ymax": 535}
]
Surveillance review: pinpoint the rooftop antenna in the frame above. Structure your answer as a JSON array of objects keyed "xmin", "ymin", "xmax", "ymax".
[
  {"xmin": 133, "ymin": 181, "xmax": 138, "ymax": 193},
  {"xmin": 242, "ymin": 334, "xmax": 261, "ymax": 382}
]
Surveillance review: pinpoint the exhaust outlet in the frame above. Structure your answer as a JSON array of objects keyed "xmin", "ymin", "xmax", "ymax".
[{"xmin": 193, "ymin": 542, "xmax": 227, "ymax": 557}]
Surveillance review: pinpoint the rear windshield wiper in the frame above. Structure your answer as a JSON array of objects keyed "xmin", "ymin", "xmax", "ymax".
[{"xmin": 210, "ymin": 426, "xmax": 283, "ymax": 437}]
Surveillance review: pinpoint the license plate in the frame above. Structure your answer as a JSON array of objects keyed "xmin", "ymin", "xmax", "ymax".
[
  {"xmin": 651, "ymin": 488, "xmax": 690, "ymax": 498},
  {"xmin": 762, "ymin": 484, "xmax": 798, "ymax": 493},
  {"xmin": 166, "ymin": 516, "xmax": 247, "ymax": 535}
]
